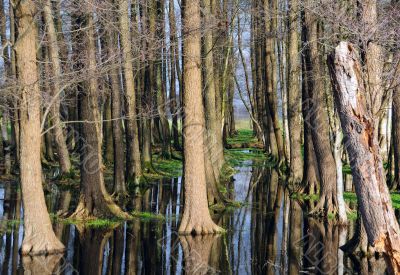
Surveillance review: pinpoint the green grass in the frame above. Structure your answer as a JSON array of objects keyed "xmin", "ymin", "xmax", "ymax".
[
  {"xmin": 227, "ymin": 129, "xmax": 258, "ymax": 145},
  {"xmin": 225, "ymin": 148, "xmax": 267, "ymax": 167},
  {"xmin": 131, "ymin": 211, "xmax": 166, "ymax": 221},
  {"xmin": 85, "ymin": 219, "xmax": 119, "ymax": 228},
  {"xmin": 152, "ymin": 156, "xmax": 183, "ymax": 178}
]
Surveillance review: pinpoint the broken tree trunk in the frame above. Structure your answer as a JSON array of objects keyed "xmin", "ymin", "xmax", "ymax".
[{"xmin": 328, "ymin": 41, "xmax": 400, "ymax": 273}]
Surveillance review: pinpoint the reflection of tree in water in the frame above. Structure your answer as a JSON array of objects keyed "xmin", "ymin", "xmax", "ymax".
[
  {"xmin": 22, "ymin": 254, "xmax": 63, "ymax": 274},
  {"xmin": 248, "ymin": 167, "xmax": 286, "ymax": 274},
  {"xmin": 180, "ymin": 235, "xmax": 220, "ymax": 275},
  {"xmin": 75, "ymin": 226, "xmax": 115, "ymax": 274}
]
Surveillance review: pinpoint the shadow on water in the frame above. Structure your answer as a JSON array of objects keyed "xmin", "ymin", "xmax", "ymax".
[{"xmin": 0, "ymin": 162, "xmax": 392, "ymax": 274}]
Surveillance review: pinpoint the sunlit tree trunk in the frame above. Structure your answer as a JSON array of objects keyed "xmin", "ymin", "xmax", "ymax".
[
  {"xmin": 15, "ymin": 0, "xmax": 65, "ymax": 255},
  {"xmin": 178, "ymin": 0, "xmax": 224, "ymax": 234},
  {"xmin": 287, "ymin": 0, "xmax": 303, "ymax": 184}
]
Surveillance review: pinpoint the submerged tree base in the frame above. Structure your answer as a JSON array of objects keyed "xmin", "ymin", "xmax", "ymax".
[
  {"xmin": 21, "ymin": 233, "xmax": 65, "ymax": 256},
  {"xmin": 178, "ymin": 219, "xmax": 225, "ymax": 235},
  {"xmin": 70, "ymin": 194, "xmax": 131, "ymax": 221}
]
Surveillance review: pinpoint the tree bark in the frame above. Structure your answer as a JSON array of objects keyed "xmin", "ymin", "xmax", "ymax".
[
  {"xmin": 43, "ymin": 0, "xmax": 72, "ymax": 175},
  {"xmin": 107, "ymin": 5, "xmax": 126, "ymax": 198},
  {"xmin": 328, "ymin": 41, "xmax": 400, "ymax": 273},
  {"xmin": 119, "ymin": 0, "xmax": 142, "ymax": 183},
  {"xmin": 15, "ymin": 0, "xmax": 65, "ymax": 255},
  {"xmin": 304, "ymin": 4, "xmax": 337, "ymax": 215},
  {"xmin": 287, "ymin": 0, "xmax": 303, "ymax": 184},
  {"xmin": 178, "ymin": 0, "xmax": 224, "ymax": 235},
  {"xmin": 168, "ymin": 0, "xmax": 181, "ymax": 151},
  {"xmin": 71, "ymin": 8, "xmax": 129, "ymax": 220}
]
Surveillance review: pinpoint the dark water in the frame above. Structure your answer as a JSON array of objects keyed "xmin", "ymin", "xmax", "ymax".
[{"xmin": 0, "ymin": 162, "xmax": 390, "ymax": 274}]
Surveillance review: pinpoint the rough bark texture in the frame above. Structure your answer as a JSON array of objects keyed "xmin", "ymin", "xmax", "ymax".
[
  {"xmin": 119, "ymin": 0, "xmax": 142, "ymax": 183},
  {"xmin": 15, "ymin": 0, "xmax": 65, "ymax": 255},
  {"xmin": 287, "ymin": 0, "xmax": 303, "ymax": 184},
  {"xmin": 43, "ymin": 0, "xmax": 72, "ymax": 175},
  {"xmin": 178, "ymin": 0, "xmax": 223, "ymax": 235},
  {"xmin": 328, "ymin": 42, "xmax": 400, "ymax": 273}
]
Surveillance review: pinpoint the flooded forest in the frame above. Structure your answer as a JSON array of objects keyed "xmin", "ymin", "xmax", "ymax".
[{"xmin": 0, "ymin": 0, "xmax": 400, "ymax": 274}]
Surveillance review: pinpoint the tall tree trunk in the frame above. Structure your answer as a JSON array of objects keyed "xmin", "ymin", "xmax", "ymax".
[
  {"xmin": 43, "ymin": 0, "xmax": 72, "ymax": 175},
  {"xmin": 107, "ymin": 5, "xmax": 126, "ymax": 198},
  {"xmin": 15, "ymin": 0, "xmax": 65, "ymax": 255},
  {"xmin": 168, "ymin": 0, "xmax": 181, "ymax": 151},
  {"xmin": 264, "ymin": 0, "xmax": 285, "ymax": 163},
  {"xmin": 178, "ymin": 0, "xmax": 223, "ymax": 235},
  {"xmin": 71, "ymin": 7, "xmax": 129, "ymax": 220},
  {"xmin": 329, "ymin": 42, "xmax": 400, "ymax": 273},
  {"xmin": 304, "ymin": 3, "xmax": 337, "ymax": 215},
  {"xmin": 202, "ymin": 0, "xmax": 224, "ymax": 182},
  {"xmin": 119, "ymin": 0, "xmax": 142, "ymax": 183},
  {"xmin": 287, "ymin": 0, "xmax": 303, "ymax": 184}
]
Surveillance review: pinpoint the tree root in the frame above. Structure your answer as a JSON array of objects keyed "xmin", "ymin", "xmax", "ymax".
[
  {"xmin": 21, "ymin": 235, "xmax": 65, "ymax": 256},
  {"xmin": 178, "ymin": 221, "xmax": 225, "ymax": 235}
]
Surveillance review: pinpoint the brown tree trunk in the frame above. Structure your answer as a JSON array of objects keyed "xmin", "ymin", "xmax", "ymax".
[
  {"xmin": 328, "ymin": 42, "xmax": 400, "ymax": 273},
  {"xmin": 103, "ymin": 94, "xmax": 114, "ymax": 164},
  {"xmin": 107, "ymin": 5, "xmax": 126, "ymax": 198},
  {"xmin": 178, "ymin": 0, "xmax": 223, "ymax": 235},
  {"xmin": 70, "ymin": 8, "xmax": 129, "ymax": 220},
  {"xmin": 287, "ymin": 0, "xmax": 303, "ymax": 185},
  {"xmin": 304, "ymin": 3, "xmax": 337, "ymax": 215},
  {"xmin": 43, "ymin": 0, "xmax": 72, "ymax": 175},
  {"xmin": 15, "ymin": 0, "xmax": 65, "ymax": 255},
  {"xmin": 168, "ymin": 0, "xmax": 181, "ymax": 151},
  {"xmin": 119, "ymin": 0, "xmax": 142, "ymax": 183},
  {"xmin": 264, "ymin": 0, "xmax": 286, "ymax": 163},
  {"xmin": 202, "ymin": 0, "xmax": 225, "ymax": 202}
]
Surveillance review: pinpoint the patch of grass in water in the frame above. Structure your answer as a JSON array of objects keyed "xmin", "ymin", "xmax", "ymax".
[
  {"xmin": 85, "ymin": 219, "xmax": 119, "ymax": 228},
  {"xmin": 50, "ymin": 214, "xmax": 120, "ymax": 228},
  {"xmin": 132, "ymin": 211, "xmax": 165, "ymax": 221},
  {"xmin": 225, "ymin": 149, "xmax": 266, "ymax": 167}
]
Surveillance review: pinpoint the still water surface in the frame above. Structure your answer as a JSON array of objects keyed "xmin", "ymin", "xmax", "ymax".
[{"xmin": 0, "ymin": 160, "xmax": 391, "ymax": 274}]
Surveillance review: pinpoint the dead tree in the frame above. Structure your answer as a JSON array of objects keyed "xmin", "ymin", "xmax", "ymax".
[{"xmin": 328, "ymin": 41, "xmax": 400, "ymax": 273}]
